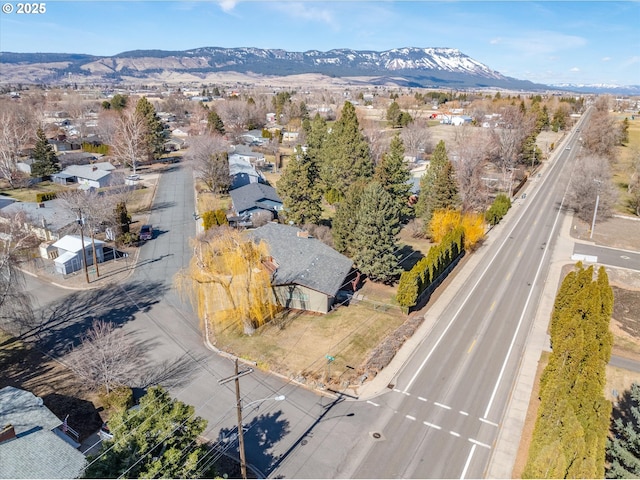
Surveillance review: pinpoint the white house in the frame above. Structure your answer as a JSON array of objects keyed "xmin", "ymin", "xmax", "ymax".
[
  {"xmin": 52, "ymin": 234, "xmax": 105, "ymax": 275},
  {"xmin": 55, "ymin": 163, "xmax": 115, "ymax": 189}
]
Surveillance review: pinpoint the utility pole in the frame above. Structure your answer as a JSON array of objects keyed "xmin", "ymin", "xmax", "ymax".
[
  {"xmin": 590, "ymin": 179, "xmax": 602, "ymax": 240},
  {"xmin": 77, "ymin": 209, "xmax": 90, "ymax": 284},
  {"xmin": 219, "ymin": 359, "xmax": 253, "ymax": 480}
]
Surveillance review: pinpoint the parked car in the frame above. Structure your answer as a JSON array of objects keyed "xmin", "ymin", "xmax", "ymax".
[{"xmin": 140, "ymin": 224, "xmax": 153, "ymax": 241}]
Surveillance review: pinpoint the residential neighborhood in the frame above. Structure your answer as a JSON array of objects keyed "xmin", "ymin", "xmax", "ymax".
[{"xmin": 0, "ymin": 70, "xmax": 639, "ymax": 480}]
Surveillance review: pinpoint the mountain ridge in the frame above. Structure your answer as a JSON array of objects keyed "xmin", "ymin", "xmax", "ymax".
[{"xmin": 0, "ymin": 46, "xmax": 551, "ymax": 90}]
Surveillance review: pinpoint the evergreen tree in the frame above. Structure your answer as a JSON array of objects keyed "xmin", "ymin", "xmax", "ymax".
[
  {"xmin": 386, "ymin": 101, "xmax": 402, "ymax": 127},
  {"xmin": 135, "ymin": 97, "xmax": 165, "ymax": 161},
  {"xmin": 110, "ymin": 93, "xmax": 128, "ymax": 111},
  {"xmin": 606, "ymin": 382, "xmax": 640, "ymax": 478},
  {"xmin": 430, "ymin": 157, "xmax": 460, "ymax": 212},
  {"xmin": 30, "ymin": 127, "xmax": 60, "ymax": 178},
  {"xmin": 277, "ymin": 146, "xmax": 323, "ymax": 225},
  {"xmin": 415, "ymin": 140, "xmax": 449, "ymax": 223},
  {"xmin": 321, "ymin": 101, "xmax": 373, "ymax": 200},
  {"xmin": 352, "ymin": 182, "xmax": 402, "ymax": 283},
  {"xmin": 84, "ymin": 386, "xmax": 212, "ymax": 479},
  {"xmin": 207, "ymin": 109, "xmax": 225, "ymax": 135},
  {"xmin": 374, "ymin": 134, "xmax": 412, "ymax": 221},
  {"xmin": 332, "ymin": 181, "xmax": 365, "ymax": 257}
]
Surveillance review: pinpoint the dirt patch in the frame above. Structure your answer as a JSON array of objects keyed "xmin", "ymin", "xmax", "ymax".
[{"xmin": 571, "ymin": 215, "xmax": 640, "ymax": 252}]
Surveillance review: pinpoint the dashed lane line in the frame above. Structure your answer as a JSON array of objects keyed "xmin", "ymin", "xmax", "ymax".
[
  {"xmin": 479, "ymin": 417, "xmax": 499, "ymax": 427},
  {"xmin": 434, "ymin": 402, "xmax": 452, "ymax": 410}
]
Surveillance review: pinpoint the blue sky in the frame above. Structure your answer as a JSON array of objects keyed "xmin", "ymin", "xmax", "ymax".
[{"xmin": 1, "ymin": 1, "xmax": 639, "ymax": 85}]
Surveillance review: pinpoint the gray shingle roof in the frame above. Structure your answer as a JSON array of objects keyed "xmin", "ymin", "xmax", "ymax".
[
  {"xmin": 1, "ymin": 199, "xmax": 77, "ymax": 234},
  {"xmin": 249, "ymin": 223, "xmax": 353, "ymax": 297},
  {"xmin": 0, "ymin": 387, "xmax": 86, "ymax": 479},
  {"xmin": 230, "ymin": 183, "xmax": 282, "ymax": 216}
]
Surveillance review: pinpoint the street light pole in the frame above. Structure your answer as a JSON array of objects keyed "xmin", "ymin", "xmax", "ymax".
[
  {"xmin": 77, "ymin": 209, "xmax": 90, "ymax": 284},
  {"xmin": 590, "ymin": 179, "xmax": 602, "ymax": 240}
]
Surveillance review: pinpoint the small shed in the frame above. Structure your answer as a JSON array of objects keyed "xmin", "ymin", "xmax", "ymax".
[{"xmin": 52, "ymin": 234, "xmax": 104, "ymax": 275}]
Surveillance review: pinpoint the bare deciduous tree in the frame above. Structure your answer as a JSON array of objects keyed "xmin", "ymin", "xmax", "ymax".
[
  {"xmin": 183, "ymin": 134, "xmax": 230, "ymax": 193},
  {"xmin": 110, "ymin": 108, "xmax": 148, "ymax": 174},
  {"xmin": 567, "ymin": 154, "xmax": 618, "ymax": 223},
  {"xmin": 66, "ymin": 320, "xmax": 140, "ymax": 394},
  {"xmin": 0, "ymin": 210, "xmax": 38, "ymax": 335},
  {"xmin": 0, "ymin": 102, "xmax": 35, "ymax": 188},
  {"xmin": 400, "ymin": 119, "xmax": 433, "ymax": 157},
  {"xmin": 581, "ymin": 109, "xmax": 623, "ymax": 160},
  {"xmin": 490, "ymin": 105, "xmax": 534, "ymax": 189},
  {"xmin": 452, "ymin": 126, "xmax": 491, "ymax": 212},
  {"xmin": 362, "ymin": 120, "xmax": 390, "ymax": 166}
]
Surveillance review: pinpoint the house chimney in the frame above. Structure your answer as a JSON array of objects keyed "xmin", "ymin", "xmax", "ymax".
[
  {"xmin": 0, "ymin": 424, "xmax": 16, "ymax": 443},
  {"xmin": 297, "ymin": 231, "xmax": 309, "ymax": 238},
  {"xmin": 92, "ymin": 166, "xmax": 97, "ymax": 171}
]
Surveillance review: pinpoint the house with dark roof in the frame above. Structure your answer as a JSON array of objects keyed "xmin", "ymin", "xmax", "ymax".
[
  {"xmin": 249, "ymin": 223, "xmax": 353, "ymax": 314},
  {"xmin": 0, "ymin": 386, "xmax": 87, "ymax": 479},
  {"xmin": 230, "ymin": 183, "xmax": 283, "ymax": 221},
  {"xmin": 229, "ymin": 153, "xmax": 266, "ymax": 190}
]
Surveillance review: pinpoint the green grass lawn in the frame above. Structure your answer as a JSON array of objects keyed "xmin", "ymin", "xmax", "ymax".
[{"xmin": 1, "ymin": 181, "xmax": 68, "ymax": 202}]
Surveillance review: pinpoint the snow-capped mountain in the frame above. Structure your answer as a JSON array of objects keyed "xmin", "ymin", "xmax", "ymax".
[
  {"xmin": 551, "ymin": 83, "xmax": 640, "ymax": 95},
  {"xmin": 0, "ymin": 46, "xmax": 541, "ymax": 89}
]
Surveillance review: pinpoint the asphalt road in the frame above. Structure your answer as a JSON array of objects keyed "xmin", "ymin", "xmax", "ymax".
[
  {"xmin": 573, "ymin": 242, "xmax": 640, "ymax": 271},
  {"xmin": 308, "ymin": 115, "xmax": 592, "ymax": 479}
]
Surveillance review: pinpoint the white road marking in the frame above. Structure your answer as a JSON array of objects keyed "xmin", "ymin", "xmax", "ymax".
[
  {"xmin": 366, "ymin": 400, "xmax": 380, "ymax": 407},
  {"xmin": 449, "ymin": 431, "xmax": 461, "ymax": 437},
  {"xmin": 434, "ymin": 402, "xmax": 451, "ymax": 410},
  {"xmin": 423, "ymin": 421, "xmax": 441, "ymax": 430},
  {"xmin": 469, "ymin": 438, "xmax": 491, "ymax": 449},
  {"xmin": 459, "ymin": 411, "xmax": 469, "ymax": 416},
  {"xmin": 460, "ymin": 444, "xmax": 477, "ymax": 479},
  {"xmin": 406, "ymin": 415, "xmax": 416, "ymax": 421},
  {"xmin": 483, "ymin": 180, "xmax": 568, "ymax": 419},
  {"xmin": 479, "ymin": 417, "xmax": 499, "ymax": 427},
  {"xmin": 404, "ymin": 178, "xmax": 547, "ymax": 392},
  {"xmin": 393, "ymin": 388, "xmax": 403, "ymax": 393},
  {"xmin": 418, "ymin": 397, "xmax": 428, "ymax": 402}
]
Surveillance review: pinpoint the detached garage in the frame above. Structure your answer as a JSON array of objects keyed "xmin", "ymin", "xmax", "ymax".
[{"xmin": 52, "ymin": 234, "xmax": 105, "ymax": 275}]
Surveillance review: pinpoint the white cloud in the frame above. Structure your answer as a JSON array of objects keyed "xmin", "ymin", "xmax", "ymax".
[
  {"xmin": 489, "ymin": 31, "xmax": 587, "ymax": 56},
  {"xmin": 601, "ymin": 57, "xmax": 611, "ymax": 62},
  {"xmin": 570, "ymin": 67, "xmax": 580, "ymax": 72},
  {"xmin": 269, "ymin": 2, "xmax": 336, "ymax": 28},
  {"xmin": 489, "ymin": 38, "xmax": 501, "ymax": 45},
  {"xmin": 218, "ymin": 0, "xmax": 238, "ymax": 13},
  {"xmin": 622, "ymin": 56, "xmax": 640, "ymax": 68}
]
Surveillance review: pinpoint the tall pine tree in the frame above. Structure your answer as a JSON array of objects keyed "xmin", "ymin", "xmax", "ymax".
[
  {"xmin": 332, "ymin": 181, "xmax": 366, "ymax": 257},
  {"xmin": 321, "ymin": 101, "xmax": 373, "ymax": 201},
  {"xmin": 277, "ymin": 146, "xmax": 323, "ymax": 225},
  {"xmin": 374, "ymin": 134, "xmax": 412, "ymax": 221},
  {"xmin": 606, "ymin": 382, "xmax": 640, "ymax": 478},
  {"xmin": 135, "ymin": 97, "xmax": 165, "ymax": 161},
  {"xmin": 352, "ymin": 182, "xmax": 402, "ymax": 284},
  {"xmin": 30, "ymin": 127, "xmax": 60, "ymax": 178},
  {"xmin": 415, "ymin": 140, "xmax": 459, "ymax": 226}
]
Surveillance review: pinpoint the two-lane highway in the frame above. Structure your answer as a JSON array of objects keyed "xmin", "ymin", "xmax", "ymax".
[{"xmin": 310, "ymin": 113, "xmax": 593, "ymax": 479}]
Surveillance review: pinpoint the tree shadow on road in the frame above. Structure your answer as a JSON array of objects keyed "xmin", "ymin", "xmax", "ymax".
[
  {"xmin": 15, "ymin": 280, "xmax": 168, "ymax": 356},
  {"xmin": 136, "ymin": 352, "xmax": 208, "ymax": 390}
]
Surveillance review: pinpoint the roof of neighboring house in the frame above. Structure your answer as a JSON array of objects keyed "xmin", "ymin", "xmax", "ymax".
[
  {"xmin": 248, "ymin": 223, "xmax": 353, "ymax": 297},
  {"xmin": 0, "ymin": 386, "xmax": 86, "ymax": 479},
  {"xmin": 229, "ymin": 154, "xmax": 264, "ymax": 179},
  {"xmin": 63, "ymin": 164, "xmax": 112, "ymax": 181},
  {"xmin": 53, "ymin": 234, "xmax": 105, "ymax": 253},
  {"xmin": 0, "ymin": 196, "xmax": 16, "ymax": 209},
  {"xmin": 1, "ymin": 199, "xmax": 77, "ymax": 233},
  {"xmin": 230, "ymin": 183, "xmax": 282, "ymax": 216}
]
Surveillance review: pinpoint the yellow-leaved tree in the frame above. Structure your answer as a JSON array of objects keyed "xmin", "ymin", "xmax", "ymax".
[
  {"xmin": 429, "ymin": 209, "xmax": 485, "ymax": 250},
  {"xmin": 175, "ymin": 227, "xmax": 279, "ymax": 335}
]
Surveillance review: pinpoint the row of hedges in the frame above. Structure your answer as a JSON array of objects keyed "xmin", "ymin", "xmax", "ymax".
[
  {"xmin": 523, "ymin": 264, "xmax": 613, "ymax": 478},
  {"xmin": 396, "ymin": 226, "xmax": 464, "ymax": 311},
  {"xmin": 36, "ymin": 191, "xmax": 57, "ymax": 202},
  {"xmin": 485, "ymin": 193, "xmax": 511, "ymax": 226}
]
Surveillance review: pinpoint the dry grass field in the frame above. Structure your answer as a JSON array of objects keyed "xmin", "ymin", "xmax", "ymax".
[{"xmin": 612, "ymin": 115, "xmax": 640, "ymax": 215}]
